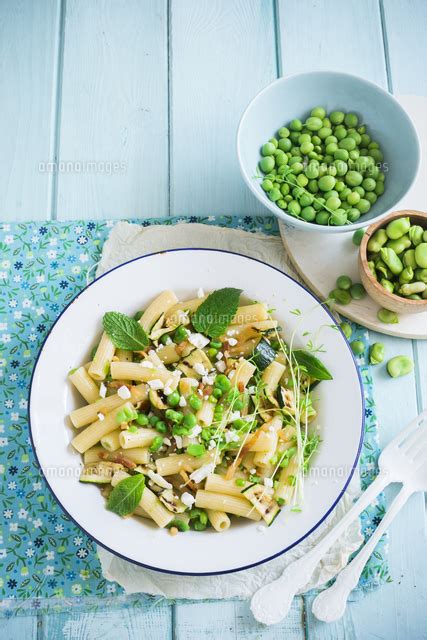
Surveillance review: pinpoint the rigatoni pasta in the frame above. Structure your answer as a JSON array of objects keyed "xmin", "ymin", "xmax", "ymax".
[{"xmin": 69, "ymin": 287, "xmax": 329, "ymax": 534}]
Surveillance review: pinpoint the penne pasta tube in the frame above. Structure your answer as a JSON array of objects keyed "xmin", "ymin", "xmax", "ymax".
[
  {"xmin": 155, "ymin": 451, "xmax": 215, "ymax": 476},
  {"xmin": 205, "ymin": 474, "xmax": 249, "ymax": 496},
  {"xmin": 253, "ymin": 416, "xmax": 282, "ymax": 466},
  {"xmin": 134, "ymin": 505, "xmax": 152, "ymax": 520},
  {"xmin": 88, "ymin": 332, "xmax": 116, "ymax": 381},
  {"xmin": 145, "ymin": 350, "xmax": 165, "ymax": 369},
  {"xmin": 119, "ymin": 428, "xmax": 157, "ymax": 449},
  {"xmin": 69, "ymin": 383, "xmax": 148, "ymax": 428},
  {"xmin": 165, "ymin": 297, "xmax": 206, "ymax": 326},
  {"xmin": 110, "ymin": 362, "xmax": 172, "ymax": 384},
  {"xmin": 69, "ymin": 366, "xmax": 100, "ymax": 404},
  {"xmin": 248, "ymin": 430, "xmax": 278, "ymax": 452},
  {"xmin": 118, "ymin": 447, "xmax": 150, "ymax": 465},
  {"xmin": 231, "ymin": 303, "xmax": 268, "ymax": 325},
  {"xmin": 262, "ymin": 361, "xmax": 286, "ymax": 394},
  {"xmin": 207, "ymin": 509, "xmax": 231, "ymax": 532},
  {"xmin": 228, "ymin": 339, "xmax": 259, "ymax": 358},
  {"xmin": 84, "ymin": 445, "xmax": 150, "ymax": 465},
  {"xmin": 83, "ymin": 445, "xmax": 104, "ymax": 464},
  {"xmin": 100, "ymin": 429, "xmax": 121, "ymax": 452},
  {"xmin": 139, "ymin": 486, "xmax": 175, "ymax": 528},
  {"xmin": 197, "ymin": 400, "xmax": 215, "ymax": 426},
  {"xmin": 116, "ymin": 349, "xmax": 133, "ymax": 362},
  {"xmin": 71, "ymin": 401, "xmax": 135, "ymax": 454},
  {"xmin": 232, "ymin": 359, "xmax": 256, "ymax": 389},
  {"xmin": 195, "ymin": 490, "xmax": 261, "ymax": 521},
  {"xmin": 139, "ymin": 290, "xmax": 179, "ymax": 332},
  {"xmin": 274, "ymin": 455, "xmax": 299, "ymax": 502}
]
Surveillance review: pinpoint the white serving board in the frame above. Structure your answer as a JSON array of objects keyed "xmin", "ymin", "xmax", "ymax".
[{"xmin": 280, "ymin": 95, "xmax": 427, "ymax": 340}]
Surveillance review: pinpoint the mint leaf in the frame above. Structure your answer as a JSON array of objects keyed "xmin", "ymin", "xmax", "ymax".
[
  {"xmin": 106, "ymin": 474, "xmax": 145, "ymax": 516},
  {"xmin": 103, "ymin": 312, "xmax": 149, "ymax": 350},
  {"xmin": 292, "ymin": 350, "xmax": 333, "ymax": 380},
  {"xmin": 192, "ymin": 288, "xmax": 242, "ymax": 338}
]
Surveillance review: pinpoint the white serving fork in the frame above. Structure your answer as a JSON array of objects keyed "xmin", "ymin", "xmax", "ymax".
[{"xmin": 250, "ymin": 410, "xmax": 427, "ymax": 626}]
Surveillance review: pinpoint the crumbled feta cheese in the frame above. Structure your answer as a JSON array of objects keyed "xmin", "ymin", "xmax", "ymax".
[
  {"xmin": 165, "ymin": 336, "xmax": 173, "ymax": 345},
  {"xmin": 188, "ymin": 378, "xmax": 198, "ymax": 387},
  {"xmin": 189, "ymin": 425, "xmax": 202, "ymax": 437},
  {"xmin": 117, "ymin": 385, "xmax": 131, "ymax": 400},
  {"xmin": 147, "ymin": 379, "xmax": 164, "ymax": 390},
  {"xmin": 140, "ymin": 361, "xmax": 154, "ymax": 368},
  {"xmin": 228, "ymin": 338, "xmax": 238, "ymax": 346},
  {"xmin": 156, "ymin": 343, "xmax": 165, "ymax": 351},
  {"xmin": 181, "ymin": 491, "xmax": 196, "ymax": 508},
  {"xmin": 202, "ymin": 374, "xmax": 215, "ymax": 385},
  {"xmin": 208, "ymin": 440, "xmax": 216, "ymax": 450},
  {"xmin": 190, "ymin": 463, "xmax": 215, "ymax": 484},
  {"xmin": 97, "ymin": 412, "xmax": 105, "ymax": 421},
  {"xmin": 197, "ymin": 287, "xmax": 205, "ymax": 299},
  {"xmin": 174, "ymin": 435, "xmax": 183, "ymax": 449},
  {"xmin": 229, "ymin": 411, "xmax": 241, "ymax": 422},
  {"xmin": 99, "ymin": 382, "xmax": 107, "ymax": 398},
  {"xmin": 250, "ymin": 468, "xmax": 257, "ymax": 475},
  {"xmin": 178, "ymin": 395, "xmax": 187, "ymax": 407},
  {"xmin": 163, "ymin": 438, "xmax": 171, "ymax": 446},
  {"xmin": 225, "ymin": 430, "xmax": 240, "ymax": 443},
  {"xmin": 228, "ymin": 370, "xmax": 235, "ymax": 379},
  {"xmin": 227, "ymin": 329, "xmax": 237, "ymax": 336},
  {"xmin": 257, "ymin": 525, "xmax": 267, "ymax": 535},
  {"xmin": 216, "ymin": 351, "xmax": 223, "ymax": 360},
  {"xmin": 264, "ymin": 477, "xmax": 273, "ymax": 488},
  {"xmin": 147, "ymin": 470, "xmax": 173, "ymax": 490},
  {"xmin": 194, "ymin": 362, "xmax": 208, "ymax": 376},
  {"xmin": 188, "ymin": 332, "xmax": 210, "ymax": 349},
  {"xmin": 248, "ymin": 386, "xmax": 256, "ymax": 394},
  {"xmin": 215, "ymin": 360, "xmax": 226, "ymax": 373},
  {"xmin": 163, "ymin": 385, "xmax": 173, "ymax": 396}
]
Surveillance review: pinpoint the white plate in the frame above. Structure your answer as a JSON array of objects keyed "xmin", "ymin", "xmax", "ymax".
[{"xmin": 29, "ymin": 249, "xmax": 364, "ymax": 575}]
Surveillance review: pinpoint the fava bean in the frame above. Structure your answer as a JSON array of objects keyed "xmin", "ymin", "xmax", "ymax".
[
  {"xmin": 329, "ymin": 288, "xmax": 351, "ymax": 305},
  {"xmin": 399, "ymin": 281, "xmax": 426, "ymax": 296},
  {"xmin": 380, "ymin": 278, "xmax": 394, "ymax": 293},
  {"xmin": 340, "ymin": 321, "xmax": 352, "ymax": 339},
  {"xmin": 369, "ymin": 343, "xmax": 385, "ymax": 365},
  {"xmin": 415, "ymin": 268, "xmax": 427, "ymax": 283},
  {"xmin": 367, "ymin": 229, "xmax": 388, "ymax": 253},
  {"xmin": 377, "ymin": 308, "xmax": 399, "ymax": 324},
  {"xmin": 386, "ymin": 235, "xmax": 411, "ymax": 255},
  {"xmin": 385, "ymin": 216, "xmax": 410, "ymax": 240},
  {"xmin": 409, "ymin": 225, "xmax": 424, "ymax": 246},
  {"xmin": 398, "ymin": 267, "xmax": 414, "ymax": 284},
  {"xmin": 350, "ymin": 283, "xmax": 365, "ymax": 299},
  {"xmin": 403, "ymin": 249, "xmax": 417, "ymax": 269},
  {"xmin": 386, "ymin": 356, "xmax": 414, "ymax": 378},
  {"xmin": 380, "ymin": 247, "xmax": 403, "ymax": 275},
  {"xmin": 415, "ymin": 243, "xmax": 427, "ymax": 268}
]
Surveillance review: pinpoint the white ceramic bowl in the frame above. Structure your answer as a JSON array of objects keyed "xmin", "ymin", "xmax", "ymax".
[
  {"xmin": 29, "ymin": 249, "xmax": 364, "ymax": 575},
  {"xmin": 237, "ymin": 71, "xmax": 420, "ymax": 233}
]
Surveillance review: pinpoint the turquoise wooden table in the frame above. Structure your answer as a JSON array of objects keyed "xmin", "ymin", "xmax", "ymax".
[{"xmin": 1, "ymin": 1, "xmax": 426, "ymax": 638}]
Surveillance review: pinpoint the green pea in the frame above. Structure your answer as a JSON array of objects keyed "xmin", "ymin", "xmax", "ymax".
[
  {"xmin": 350, "ymin": 283, "xmax": 365, "ymax": 299},
  {"xmin": 305, "ymin": 116, "xmax": 323, "ymax": 131},
  {"xmin": 347, "ymin": 191, "xmax": 360, "ymax": 206},
  {"xmin": 136, "ymin": 413, "xmax": 149, "ymax": 426},
  {"xmin": 369, "ymin": 343, "xmax": 385, "ymax": 365},
  {"xmin": 386, "ymin": 235, "xmax": 411, "ymax": 255},
  {"xmin": 149, "ymin": 415, "xmax": 159, "ymax": 426},
  {"xmin": 326, "ymin": 196, "xmax": 341, "ymax": 211},
  {"xmin": 165, "ymin": 409, "xmax": 184, "ymax": 424},
  {"xmin": 183, "ymin": 413, "xmax": 197, "ymax": 429},
  {"xmin": 336, "ymin": 275, "xmax": 352, "ymax": 290},
  {"xmin": 173, "ymin": 325, "xmax": 188, "ymax": 343},
  {"xmin": 290, "ymin": 118, "xmax": 303, "ymax": 131},
  {"xmin": 350, "ymin": 340, "xmax": 365, "ymax": 356},
  {"xmin": 345, "ymin": 171, "xmax": 363, "ymax": 187},
  {"xmin": 329, "ymin": 111, "xmax": 344, "ymax": 125},
  {"xmin": 188, "ymin": 394, "xmax": 202, "ymax": 411},
  {"xmin": 334, "ymin": 126, "xmax": 347, "ymax": 141},
  {"xmin": 347, "ymin": 208, "xmax": 361, "ymax": 223},
  {"xmin": 380, "ymin": 247, "xmax": 403, "ymax": 275},
  {"xmin": 278, "ymin": 127, "xmax": 290, "ymax": 138},
  {"xmin": 269, "ymin": 188, "xmax": 281, "ymax": 202},
  {"xmin": 269, "ymin": 137, "xmax": 278, "ymax": 148},
  {"xmin": 356, "ymin": 198, "xmax": 370, "ymax": 214},
  {"xmin": 301, "ymin": 206, "xmax": 316, "ymax": 222},
  {"xmin": 288, "ymin": 200, "xmax": 301, "ymax": 216},
  {"xmin": 316, "ymin": 211, "xmax": 329, "ymax": 225},
  {"xmin": 344, "ymin": 112, "xmax": 358, "ymax": 127},
  {"xmin": 261, "ymin": 179, "xmax": 273, "ymax": 192},
  {"xmin": 278, "ymin": 137, "xmax": 292, "ymax": 152},
  {"xmin": 259, "ymin": 156, "xmax": 275, "ymax": 173},
  {"xmin": 377, "ymin": 308, "xmax": 399, "ymax": 324},
  {"xmin": 352, "ymin": 228, "xmax": 365, "ymax": 246},
  {"xmin": 149, "ymin": 436, "xmax": 164, "ymax": 453},
  {"xmin": 399, "ymin": 281, "xmax": 426, "ymax": 296},
  {"xmin": 338, "ymin": 137, "xmax": 357, "ymax": 151},
  {"xmin": 415, "ymin": 243, "xmax": 427, "ymax": 268},
  {"xmin": 379, "ymin": 278, "xmax": 394, "ymax": 293},
  {"xmin": 187, "ymin": 443, "xmax": 206, "ymax": 457},
  {"xmin": 167, "ymin": 390, "xmax": 181, "ymax": 407},
  {"xmin": 262, "ymin": 142, "xmax": 276, "ymax": 156},
  {"xmin": 329, "ymin": 288, "xmax": 351, "ymax": 305},
  {"xmin": 362, "ymin": 177, "xmax": 376, "ymax": 192},
  {"xmin": 386, "ymin": 356, "xmax": 414, "ymax": 378},
  {"xmin": 215, "ymin": 374, "xmax": 231, "ymax": 392},
  {"xmin": 330, "ymin": 209, "xmax": 347, "ymax": 226},
  {"xmin": 340, "ymin": 321, "xmax": 352, "ymax": 339},
  {"xmin": 385, "ymin": 216, "xmax": 410, "ymax": 240}
]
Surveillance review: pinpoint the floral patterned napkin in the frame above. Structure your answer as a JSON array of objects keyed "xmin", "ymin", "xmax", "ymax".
[{"xmin": 0, "ymin": 216, "xmax": 389, "ymax": 618}]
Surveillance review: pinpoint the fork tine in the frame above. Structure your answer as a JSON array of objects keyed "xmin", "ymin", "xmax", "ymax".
[
  {"xmin": 396, "ymin": 410, "xmax": 427, "ymax": 448},
  {"xmin": 407, "ymin": 430, "xmax": 427, "ymax": 460}
]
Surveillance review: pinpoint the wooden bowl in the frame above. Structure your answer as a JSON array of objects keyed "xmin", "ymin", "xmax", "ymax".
[{"xmin": 359, "ymin": 209, "xmax": 427, "ymax": 314}]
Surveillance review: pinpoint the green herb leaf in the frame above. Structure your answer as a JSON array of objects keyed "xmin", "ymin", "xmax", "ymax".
[
  {"xmin": 103, "ymin": 311, "xmax": 149, "ymax": 350},
  {"xmin": 192, "ymin": 288, "xmax": 242, "ymax": 338},
  {"xmin": 106, "ymin": 474, "xmax": 145, "ymax": 516},
  {"xmin": 292, "ymin": 350, "xmax": 333, "ymax": 380}
]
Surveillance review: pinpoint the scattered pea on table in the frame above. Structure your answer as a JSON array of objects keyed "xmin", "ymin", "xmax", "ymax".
[{"xmin": 350, "ymin": 339, "xmax": 365, "ymax": 356}]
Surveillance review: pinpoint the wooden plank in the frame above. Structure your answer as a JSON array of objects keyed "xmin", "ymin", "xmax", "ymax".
[
  {"xmin": 381, "ymin": 0, "xmax": 427, "ymax": 95},
  {"xmin": 56, "ymin": 0, "xmax": 169, "ymax": 220},
  {"xmin": 40, "ymin": 602, "xmax": 172, "ymax": 640},
  {"xmin": 170, "ymin": 0, "xmax": 277, "ymax": 217},
  {"xmin": 0, "ymin": 0, "xmax": 60, "ymax": 221},
  {"xmin": 1, "ymin": 616, "xmax": 38, "ymax": 640},
  {"xmin": 277, "ymin": 0, "xmax": 387, "ymax": 84},
  {"xmin": 174, "ymin": 599, "xmax": 305, "ymax": 639}
]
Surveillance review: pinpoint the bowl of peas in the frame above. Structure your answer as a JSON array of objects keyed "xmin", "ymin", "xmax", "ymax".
[
  {"xmin": 237, "ymin": 71, "xmax": 420, "ymax": 232},
  {"xmin": 359, "ymin": 210, "xmax": 427, "ymax": 314}
]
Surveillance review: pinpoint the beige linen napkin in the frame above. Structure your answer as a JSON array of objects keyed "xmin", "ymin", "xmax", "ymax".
[{"xmin": 96, "ymin": 221, "xmax": 363, "ymax": 599}]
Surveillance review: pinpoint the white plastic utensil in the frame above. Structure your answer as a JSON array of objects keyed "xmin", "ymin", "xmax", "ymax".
[
  {"xmin": 250, "ymin": 410, "xmax": 427, "ymax": 626},
  {"xmin": 312, "ymin": 417, "xmax": 427, "ymax": 622}
]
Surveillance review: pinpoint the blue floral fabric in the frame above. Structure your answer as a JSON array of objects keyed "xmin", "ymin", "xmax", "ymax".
[{"xmin": 0, "ymin": 216, "xmax": 389, "ymax": 617}]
